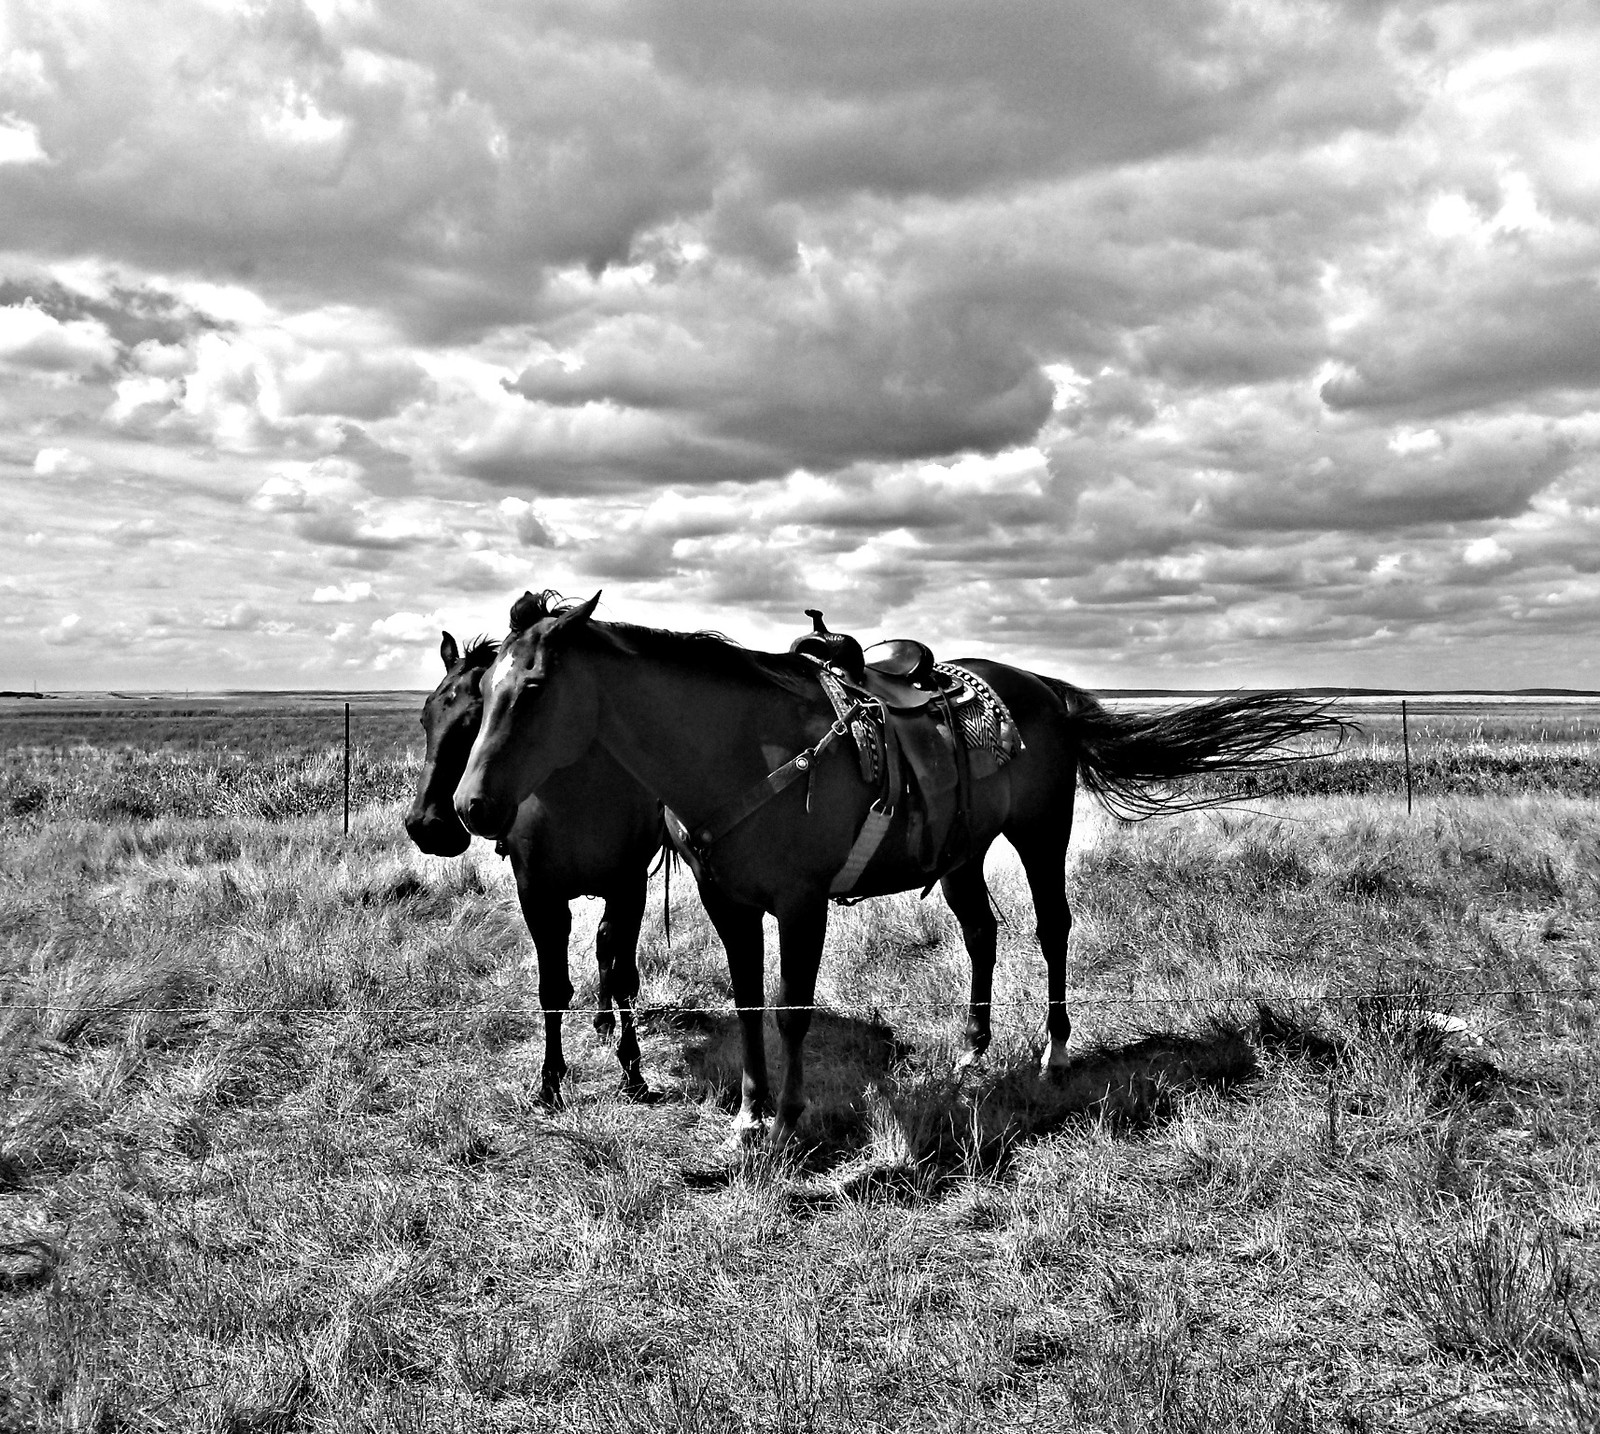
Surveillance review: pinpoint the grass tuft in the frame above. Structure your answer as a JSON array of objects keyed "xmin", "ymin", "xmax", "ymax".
[{"xmin": 1386, "ymin": 1208, "xmax": 1595, "ymax": 1375}]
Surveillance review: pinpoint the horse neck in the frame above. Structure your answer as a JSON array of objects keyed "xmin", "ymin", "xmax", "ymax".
[{"xmin": 582, "ymin": 645, "xmax": 817, "ymax": 829}]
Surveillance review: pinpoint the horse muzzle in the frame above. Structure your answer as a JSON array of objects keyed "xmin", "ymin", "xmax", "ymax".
[
  {"xmin": 456, "ymin": 790, "xmax": 514, "ymax": 843},
  {"xmin": 404, "ymin": 809, "xmax": 473, "ymax": 857}
]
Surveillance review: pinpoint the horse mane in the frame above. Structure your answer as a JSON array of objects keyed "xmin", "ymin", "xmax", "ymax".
[
  {"xmin": 594, "ymin": 622, "xmax": 820, "ymax": 699},
  {"xmin": 506, "ymin": 591, "xmax": 817, "ymax": 699},
  {"xmin": 460, "ymin": 635, "xmax": 500, "ymax": 670},
  {"xmin": 509, "ymin": 588, "xmax": 569, "ymax": 632}
]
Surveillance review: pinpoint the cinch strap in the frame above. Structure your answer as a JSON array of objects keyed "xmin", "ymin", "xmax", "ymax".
[{"xmin": 828, "ymin": 803, "xmax": 893, "ymax": 895}]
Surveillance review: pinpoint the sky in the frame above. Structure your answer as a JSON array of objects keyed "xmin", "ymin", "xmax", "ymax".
[{"xmin": 2, "ymin": 0, "xmax": 1599, "ymax": 693}]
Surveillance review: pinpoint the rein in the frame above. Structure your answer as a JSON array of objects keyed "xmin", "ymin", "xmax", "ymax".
[
  {"xmin": 679, "ymin": 702, "xmax": 863, "ymax": 861},
  {"xmin": 589, "ymin": 675, "xmax": 867, "ymax": 868}
]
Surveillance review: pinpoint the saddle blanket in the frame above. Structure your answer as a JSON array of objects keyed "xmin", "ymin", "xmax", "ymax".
[{"xmin": 820, "ymin": 661, "xmax": 1021, "ymax": 896}]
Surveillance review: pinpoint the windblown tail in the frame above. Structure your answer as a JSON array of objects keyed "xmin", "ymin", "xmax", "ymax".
[{"xmin": 1040, "ymin": 677, "xmax": 1352, "ymax": 820}]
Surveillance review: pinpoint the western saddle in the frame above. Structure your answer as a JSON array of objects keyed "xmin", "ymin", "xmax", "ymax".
[{"xmin": 788, "ymin": 610, "xmax": 1019, "ymax": 897}]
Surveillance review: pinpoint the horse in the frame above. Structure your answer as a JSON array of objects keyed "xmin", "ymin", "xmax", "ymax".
[
  {"xmin": 454, "ymin": 592, "xmax": 1347, "ymax": 1145},
  {"xmin": 404, "ymin": 613, "xmax": 664, "ymax": 1105}
]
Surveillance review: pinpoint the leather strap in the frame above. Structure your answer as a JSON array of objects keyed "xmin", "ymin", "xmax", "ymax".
[
  {"xmin": 830, "ymin": 695, "xmax": 902, "ymax": 897},
  {"xmin": 829, "ymin": 803, "xmax": 894, "ymax": 895},
  {"xmin": 682, "ymin": 706, "xmax": 861, "ymax": 860}
]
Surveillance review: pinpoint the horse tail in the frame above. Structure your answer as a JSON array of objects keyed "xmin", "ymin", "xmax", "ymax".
[{"xmin": 1038, "ymin": 677, "xmax": 1351, "ymax": 820}]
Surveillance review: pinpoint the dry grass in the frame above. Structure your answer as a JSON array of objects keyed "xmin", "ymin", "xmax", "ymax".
[{"xmin": 2, "ymin": 726, "xmax": 1598, "ymax": 1430}]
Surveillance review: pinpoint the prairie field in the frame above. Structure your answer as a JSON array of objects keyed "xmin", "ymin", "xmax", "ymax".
[{"xmin": 1, "ymin": 695, "xmax": 1598, "ymax": 1432}]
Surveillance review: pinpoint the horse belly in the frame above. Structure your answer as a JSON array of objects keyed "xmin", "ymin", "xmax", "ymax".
[{"xmin": 835, "ymin": 768, "xmax": 1011, "ymax": 900}]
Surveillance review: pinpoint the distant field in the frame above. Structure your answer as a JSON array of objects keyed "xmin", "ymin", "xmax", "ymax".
[
  {"xmin": 0, "ymin": 691, "xmax": 420, "ymax": 755},
  {"xmin": 0, "ymin": 693, "xmax": 422, "ymax": 825},
  {"xmin": 5, "ymin": 691, "xmax": 1600, "ymax": 826}
]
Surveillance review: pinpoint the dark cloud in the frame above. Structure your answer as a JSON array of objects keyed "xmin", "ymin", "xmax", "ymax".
[
  {"xmin": 504, "ymin": 271, "xmax": 1057, "ymax": 481},
  {"xmin": 455, "ymin": 407, "xmax": 776, "ymax": 492},
  {"xmin": 1323, "ymin": 274, "xmax": 1600, "ymax": 414},
  {"xmin": 570, "ymin": 532, "xmax": 679, "ymax": 582},
  {"xmin": 1201, "ymin": 427, "xmax": 1578, "ymax": 532},
  {"xmin": 0, "ymin": 0, "xmax": 1406, "ymax": 347},
  {"xmin": 329, "ymin": 424, "xmax": 416, "ymax": 495},
  {"xmin": 508, "ymin": 504, "xmax": 555, "ymax": 548},
  {"xmin": 440, "ymin": 555, "xmax": 517, "ymax": 592},
  {"xmin": 0, "ymin": 277, "xmax": 223, "ymax": 351}
]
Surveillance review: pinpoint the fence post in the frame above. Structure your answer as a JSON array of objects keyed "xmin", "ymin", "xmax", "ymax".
[
  {"xmin": 343, "ymin": 701, "xmax": 351, "ymax": 836},
  {"xmin": 1401, "ymin": 699, "xmax": 1412, "ymax": 814}
]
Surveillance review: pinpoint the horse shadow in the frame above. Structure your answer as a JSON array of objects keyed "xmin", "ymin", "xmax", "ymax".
[
  {"xmin": 831, "ymin": 1023, "xmax": 1260, "ymax": 1203},
  {"xmin": 647, "ymin": 1007, "xmax": 1258, "ymax": 1194},
  {"xmin": 650, "ymin": 1006, "xmax": 911, "ymax": 1156}
]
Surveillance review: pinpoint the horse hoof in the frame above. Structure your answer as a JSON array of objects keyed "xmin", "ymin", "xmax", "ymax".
[
  {"xmin": 593, "ymin": 1011, "xmax": 617, "ymax": 1040},
  {"xmin": 727, "ymin": 1112, "xmax": 768, "ymax": 1149},
  {"xmin": 618, "ymin": 1071, "xmax": 653, "ymax": 1104},
  {"xmin": 956, "ymin": 1047, "xmax": 987, "ymax": 1074},
  {"xmin": 537, "ymin": 1076, "xmax": 566, "ymax": 1109}
]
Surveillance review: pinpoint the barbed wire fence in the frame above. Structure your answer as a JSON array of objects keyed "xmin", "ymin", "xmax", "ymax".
[
  {"xmin": 12, "ymin": 980, "xmax": 1598, "ymax": 1028},
  {"xmin": 4, "ymin": 697, "xmax": 1598, "ymax": 1039}
]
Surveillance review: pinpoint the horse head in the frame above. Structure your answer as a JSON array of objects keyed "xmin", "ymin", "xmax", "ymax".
[
  {"xmin": 404, "ymin": 631, "xmax": 500, "ymax": 856},
  {"xmin": 454, "ymin": 590, "xmax": 602, "ymax": 841}
]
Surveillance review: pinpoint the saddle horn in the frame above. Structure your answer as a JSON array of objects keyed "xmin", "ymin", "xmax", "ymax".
[{"xmin": 789, "ymin": 608, "xmax": 865, "ymax": 682}]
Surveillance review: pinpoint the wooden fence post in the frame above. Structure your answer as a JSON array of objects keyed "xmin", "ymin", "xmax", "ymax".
[{"xmin": 1401, "ymin": 699, "xmax": 1412, "ymax": 814}]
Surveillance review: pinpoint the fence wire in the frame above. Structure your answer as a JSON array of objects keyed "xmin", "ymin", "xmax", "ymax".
[{"xmin": 8, "ymin": 983, "xmax": 1596, "ymax": 1024}]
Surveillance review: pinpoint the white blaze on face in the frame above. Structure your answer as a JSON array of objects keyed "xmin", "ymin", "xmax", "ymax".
[{"xmin": 490, "ymin": 650, "xmax": 517, "ymax": 695}]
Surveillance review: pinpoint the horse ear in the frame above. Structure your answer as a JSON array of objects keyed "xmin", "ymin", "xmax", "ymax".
[
  {"xmin": 440, "ymin": 632, "xmax": 459, "ymax": 669},
  {"xmin": 550, "ymin": 591, "xmax": 600, "ymax": 637}
]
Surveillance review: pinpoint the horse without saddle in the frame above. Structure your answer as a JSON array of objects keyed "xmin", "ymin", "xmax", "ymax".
[{"xmin": 790, "ymin": 611, "xmax": 1022, "ymax": 897}]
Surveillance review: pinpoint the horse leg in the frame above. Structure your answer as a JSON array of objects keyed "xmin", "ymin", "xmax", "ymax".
[
  {"xmin": 939, "ymin": 848, "xmax": 997, "ymax": 1065},
  {"xmin": 596, "ymin": 870, "xmax": 649, "ymax": 1100},
  {"xmin": 699, "ymin": 882, "xmax": 770, "ymax": 1141},
  {"xmin": 518, "ymin": 888, "xmax": 575, "ymax": 1107},
  {"xmin": 1013, "ymin": 832, "xmax": 1074, "ymax": 1078},
  {"xmin": 773, "ymin": 900, "xmax": 828, "ymax": 1148}
]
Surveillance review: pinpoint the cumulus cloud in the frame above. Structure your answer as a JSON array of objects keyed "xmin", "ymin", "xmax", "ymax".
[
  {"xmin": 39, "ymin": 612, "xmax": 85, "ymax": 645},
  {"xmin": 0, "ymin": 301, "xmax": 116, "ymax": 375},
  {"xmin": 0, "ymin": 114, "xmax": 46, "ymax": 165},
  {"xmin": 6, "ymin": 0, "xmax": 1600, "ymax": 690},
  {"xmin": 371, "ymin": 611, "xmax": 437, "ymax": 644},
  {"xmin": 312, "ymin": 580, "xmax": 375, "ymax": 604},
  {"xmin": 1462, "ymin": 536, "xmax": 1512, "ymax": 569},
  {"xmin": 251, "ymin": 461, "xmax": 433, "ymax": 552},
  {"xmin": 33, "ymin": 446, "xmax": 90, "ymax": 476},
  {"xmin": 499, "ymin": 257, "xmax": 1057, "ymax": 483},
  {"xmin": 203, "ymin": 603, "xmax": 263, "ymax": 632},
  {"xmin": 499, "ymin": 497, "xmax": 555, "ymax": 547}
]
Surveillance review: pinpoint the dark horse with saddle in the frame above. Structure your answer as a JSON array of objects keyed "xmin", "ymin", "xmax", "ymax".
[{"xmin": 448, "ymin": 592, "xmax": 1347, "ymax": 1145}]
